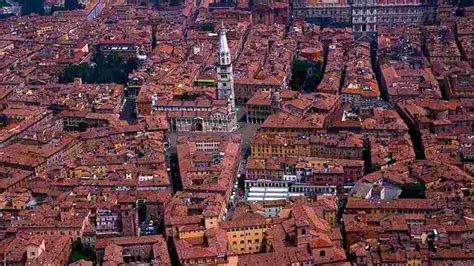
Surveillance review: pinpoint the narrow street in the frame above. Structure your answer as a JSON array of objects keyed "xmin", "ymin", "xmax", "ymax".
[{"xmin": 119, "ymin": 98, "xmax": 137, "ymax": 123}]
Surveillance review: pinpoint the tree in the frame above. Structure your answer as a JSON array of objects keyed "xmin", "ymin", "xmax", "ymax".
[
  {"xmin": 19, "ymin": 0, "xmax": 45, "ymax": 15},
  {"xmin": 152, "ymin": 34, "xmax": 157, "ymax": 49},
  {"xmin": 64, "ymin": 0, "xmax": 81, "ymax": 10},
  {"xmin": 60, "ymin": 63, "xmax": 92, "ymax": 83},
  {"xmin": 0, "ymin": 114, "xmax": 7, "ymax": 126},
  {"xmin": 169, "ymin": 0, "xmax": 181, "ymax": 6},
  {"xmin": 201, "ymin": 23, "xmax": 214, "ymax": 32},
  {"xmin": 290, "ymin": 58, "xmax": 323, "ymax": 92},
  {"xmin": 399, "ymin": 183, "xmax": 425, "ymax": 199},
  {"xmin": 68, "ymin": 238, "xmax": 95, "ymax": 263},
  {"xmin": 60, "ymin": 52, "xmax": 138, "ymax": 85}
]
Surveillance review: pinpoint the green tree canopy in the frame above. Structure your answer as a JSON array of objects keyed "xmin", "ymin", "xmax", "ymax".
[
  {"xmin": 19, "ymin": 0, "xmax": 44, "ymax": 15},
  {"xmin": 60, "ymin": 52, "xmax": 138, "ymax": 85},
  {"xmin": 399, "ymin": 183, "xmax": 425, "ymax": 199},
  {"xmin": 169, "ymin": 0, "xmax": 181, "ymax": 6},
  {"xmin": 64, "ymin": 0, "xmax": 82, "ymax": 10}
]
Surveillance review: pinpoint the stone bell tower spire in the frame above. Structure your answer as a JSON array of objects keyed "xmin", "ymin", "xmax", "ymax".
[{"xmin": 217, "ymin": 22, "xmax": 235, "ymax": 108}]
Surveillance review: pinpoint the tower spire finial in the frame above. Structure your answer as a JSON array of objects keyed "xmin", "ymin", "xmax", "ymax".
[{"xmin": 220, "ymin": 21, "xmax": 226, "ymax": 34}]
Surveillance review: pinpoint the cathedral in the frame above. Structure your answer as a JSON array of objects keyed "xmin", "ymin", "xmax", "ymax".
[{"xmin": 150, "ymin": 24, "xmax": 238, "ymax": 133}]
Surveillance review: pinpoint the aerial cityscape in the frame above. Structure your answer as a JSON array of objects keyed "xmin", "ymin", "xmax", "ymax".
[{"xmin": 0, "ymin": 0, "xmax": 473, "ymax": 264}]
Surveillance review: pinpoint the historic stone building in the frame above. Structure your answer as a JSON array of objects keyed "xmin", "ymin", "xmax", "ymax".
[
  {"xmin": 293, "ymin": 0, "xmax": 351, "ymax": 26},
  {"xmin": 150, "ymin": 24, "xmax": 238, "ymax": 133},
  {"xmin": 352, "ymin": 0, "xmax": 438, "ymax": 39},
  {"xmin": 154, "ymin": 98, "xmax": 238, "ymax": 132},
  {"xmin": 293, "ymin": 0, "xmax": 438, "ymax": 39}
]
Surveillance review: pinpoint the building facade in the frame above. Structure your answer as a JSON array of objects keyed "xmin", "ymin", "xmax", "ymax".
[
  {"xmin": 293, "ymin": 0, "xmax": 439, "ymax": 39},
  {"xmin": 293, "ymin": 0, "xmax": 351, "ymax": 26}
]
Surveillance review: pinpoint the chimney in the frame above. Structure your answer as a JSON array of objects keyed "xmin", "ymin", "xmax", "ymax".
[{"xmin": 271, "ymin": 89, "xmax": 280, "ymax": 105}]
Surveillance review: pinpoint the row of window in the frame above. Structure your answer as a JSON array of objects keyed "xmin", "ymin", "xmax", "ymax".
[
  {"xmin": 174, "ymin": 118, "xmax": 231, "ymax": 124},
  {"xmin": 232, "ymin": 232, "xmax": 260, "ymax": 238},
  {"xmin": 353, "ymin": 9, "xmax": 376, "ymax": 15},
  {"xmin": 291, "ymin": 186, "xmax": 336, "ymax": 193},
  {"xmin": 246, "ymin": 182, "xmax": 336, "ymax": 193},
  {"xmin": 296, "ymin": 8, "xmax": 424, "ymax": 16},
  {"xmin": 226, "ymin": 225, "xmax": 270, "ymax": 232},
  {"xmin": 248, "ymin": 105, "xmax": 272, "ymax": 111},
  {"xmin": 156, "ymin": 107, "xmax": 213, "ymax": 111},
  {"xmin": 232, "ymin": 238, "xmax": 260, "ymax": 245},
  {"xmin": 29, "ymin": 230, "xmax": 80, "ymax": 236},
  {"xmin": 298, "ymin": 9, "xmax": 350, "ymax": 16},
  {"xmin": 378, "ymin": 17, "xmax": 423, "ymax": 22}
]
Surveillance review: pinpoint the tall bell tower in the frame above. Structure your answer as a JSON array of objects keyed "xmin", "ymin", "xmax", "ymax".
[{"xmin": 217, "ymin": 23, "xmax": 235, "ymax": 108}]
